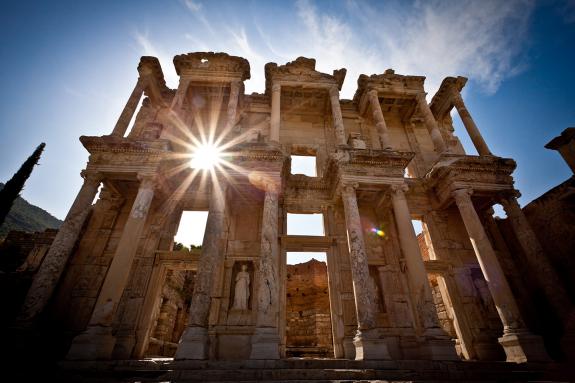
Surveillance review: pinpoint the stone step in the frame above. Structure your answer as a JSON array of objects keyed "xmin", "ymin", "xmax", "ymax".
[{"xmin": 56, "ymin": 359, "xmax": 574, "ymax": 383}]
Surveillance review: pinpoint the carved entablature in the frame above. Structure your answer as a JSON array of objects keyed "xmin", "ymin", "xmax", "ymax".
[
  {"xmin": 429, "ymin": 76, "xmax": 467, "ymax": 119},
  {"xmin": 354, "ymin": 70, "xmax": 426, "ymax": 122},
  {"xmin": 326, "ymin": 150, "xmax": 413, "ymax": 200},
  {"xmin": 173, "ymin": 52, "xmax": 250, "ymax": 81},
  {"xmin": 264, "ymin": 56, "xmax": 345, "ymax": 94},
  {"xmin": 80, "ymin": 135, "xmax": 170, "ymax": 174},
  {"xmin": 138, "ymin": 56, "xmax": 171, "ymax": 102},
  {"xmin": 425, "ymin": 154, "xmax": 516, "ymax": 208},
  {"xmin": 224, "ymin": 142, "xmax": 286, "ymax": 186},
  {"xmin": 354, "ymin": 70, "xmax": 425, "ymax": 102}
]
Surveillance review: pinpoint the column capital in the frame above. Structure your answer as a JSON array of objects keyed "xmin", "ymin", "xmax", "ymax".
[
  {"xmin": 340, "ymin": 182, "xmax": 359, "ymax": 196},
  {"xmin": 390, "ymin": 183, "xmax": 409, "ymax": 197},
  {"xmin": 271, "ymin": 82, "xmax": 281, "ymax": 93},
  {"xmin": 451, "ymin": 88, "xmax": 465, "ymax": 108},
  {"xmin": 415, "ymin": 92, "xmax": 428, "ymax": 102},
  {"xmin": 137, "ymin": 173, "xmax": 157, "ymax": 189},
  {"xmin": 452, "ymin": 188, "xmax": 473, "ymax": 203},
  {"xmin": 367, "ymin": 88, "xmax": 378, "ymax": 99},
  {"xmin": 329, "ymin": 85, "xmax": 339, "ymax": 98},
  {"xmin": 80, "ymin": 170, "xmax": 103, "ymax": 186}
]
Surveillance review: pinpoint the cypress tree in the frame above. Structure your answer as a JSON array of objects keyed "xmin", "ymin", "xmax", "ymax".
[{"xmin": 0, "ymin": 143, "xmax": 46, "ymax": 227}]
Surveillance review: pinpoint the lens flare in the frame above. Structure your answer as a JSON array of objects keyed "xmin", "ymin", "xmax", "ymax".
[
  {"xmin": 370, "ymin": 227, "xmax": 385, "ymax": 237},
  {"xmin": 189, "ymin": 142, "xmax": 222, "ymax": 170}
]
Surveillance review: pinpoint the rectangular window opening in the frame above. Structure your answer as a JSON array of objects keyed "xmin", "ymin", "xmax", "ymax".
[
  {"xmin": 287, "ymin": 213, "xmax": 324, "ymax": 236},
  {"xmin": 290, "ymin": 155, "xmax": 317, "ymax": 177},
  {"xmin": 173, "ymin": 210, "xmax": 209, "ymax": 251}
]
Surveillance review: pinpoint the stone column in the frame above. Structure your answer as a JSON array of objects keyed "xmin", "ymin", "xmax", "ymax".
[
  {"xmin": 111, "ymin": 78, "xmax": 144, "ymax": 137},
  {"xmin": 171, "ymin": 77, "xmax": 192, "ymax": 111},
  {"xmin": 329, "ymin": 85, "xmax": 347, "ymax": 146},
  {"xmin": 270, "ymin": 83, "xmax": 281, "ymax": 142},
  {"xmin": 367, "ymin": 90, "xmax": 392, "ymax": 150},
  {"xmin": 452, "ymin": 188, "xmax": 549, "ymax": 362},
  {"xmin": 341, "ymin": 184, "xmax": 390, "ymax": 360},
  {"xmin": 416, "ymin": 93, "xmax": 447, "ymax": 153},
  {"xmin": 500, "ymin": 195, "xmax": 575, "ymax": 338},
  {"xmin": 390, "ymin": 185, "xmax": 457, "ymax": 360},
  {"xmin": 390, "ymin": 186, "xmax": 438, "ymax": 329},
  {"xmin": 66, "ymin": 175, "xmax": 156, "ymax": 360},
  {"xmin": 451, "ymin": 91, "xmax": 491, "ymax": 155},
  {"xmin": 17, "ymin": 171, "xmax": 102, "ymax": 325},
  {"xmin": 175, "ymin": 181, "xmax": 227, "ymax": 360},
  {"xmin": 250, "ymin": 181, "xmax": 281, "ymax": 359},
  {"xmin": 224, "ymin": 80, "xmax": 241, "ymax": 132}
]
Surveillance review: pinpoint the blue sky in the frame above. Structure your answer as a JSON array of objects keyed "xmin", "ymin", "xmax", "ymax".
[{"xmin": 1, "ymin": 1, "xmax": 574, "ymax": 249}]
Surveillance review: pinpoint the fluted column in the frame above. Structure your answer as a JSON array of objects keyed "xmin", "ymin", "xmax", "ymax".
[
  {"xmin": 270, "ymin": 83, "xmax": 281, "ymax": 142},
  {"xmin": 391, "ymin": 185, "xmax": 457, "ymax": 359},
  {"xmin": 250, "ymin": 181, "xmax": 281, "ymax": 359},
  {"xmin": 175, "ymin": 181, "xmax": 227, "ymax": 360},
  {"xmin": 341, "ymin": 184, "xmax": 390, "ymax": 359},
  {"xmin": 17, "ymin": 171, "xmax": 102, "ymax": 325},
  {"xmin": 452, "ymin": 188, "xmax": 549, "ymax": 362},
  {"xmin": 66, "ymin": 174, "xmax": 156, "ymax": 360},
  {"xmin": 451, "ymin": 91, "xmax": 491, "ymax": 155},
  {"xmin": 500, "ymin": 195, "xmax": 574, "ymax": 329},
  {"xmin": 329, "ymin": 86, "xmax": 347, "ymax": 146},
  {"xmin": 367, "ymin": 90, "xmax": 392, "ymax": 150},
  {"xmin": 416, "ymin": 93, "xmax": 447, "ymax": 153},
  {"xmin": 224, "ymin": 80, "xmax": 241, "ymax": 133},
  {"xmin": 390, "ymin": 185, "xmax": 440, "ymax": 329},
  {"xmin": 111, "ymin": 78, "xmax": 145, "ymax": 137}
]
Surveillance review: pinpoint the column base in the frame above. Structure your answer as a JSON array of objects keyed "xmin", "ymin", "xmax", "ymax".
[
  {"xmin": 174, "ymin": 326, "xmax": 209, "ymax": 360},
  {"xmin": 66, "ymin": 325, "xmax": 116, "ymax": 360},
  {"xmin": 353, "ymin": 329, "xmax": 392, "ymax": 360},
  {"xmin": 419, "ymin": 338, "xmax": 459, "ymax": 361},
  {"xmin": 250, "ymin": 327, "xmax": 280, "ymax": 359},
  {"xmin": 112, "ymin": 332, "xmax": 136, "ymax": 359},
  {"xmin": 498, "ymin": 331, "xmax": 551, "ymax": 363}
]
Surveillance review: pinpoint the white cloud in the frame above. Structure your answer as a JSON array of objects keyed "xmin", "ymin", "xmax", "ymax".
[
  {"xmin": 343, "ymin": 0, "xmax": 535, "ymax": 96},
  {"xmin": 132, "ymin": 29, "xmax": 179, "ymax": 87},
  {"xmin": 134, "ymin": 0, "xmax": 534, "ymax": 99},
  {"xmin": 182, "ymin": 0, "xmax": 202, "ymax": 13}
]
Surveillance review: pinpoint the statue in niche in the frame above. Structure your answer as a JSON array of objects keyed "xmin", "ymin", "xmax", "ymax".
[{"xmin": 232, "ymin": 264, "xmax": 250, "ymax": 310}]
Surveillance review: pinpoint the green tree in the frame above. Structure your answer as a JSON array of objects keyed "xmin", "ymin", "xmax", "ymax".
[{"xmin": 0, "ymin": 143, "xmax": 45, "ymax": 228}]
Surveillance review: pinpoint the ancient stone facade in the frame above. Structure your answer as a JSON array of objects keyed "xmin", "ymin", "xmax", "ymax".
[{"xmin": 17, "ymin": 52, "xmax": 574, "ymax": 364}]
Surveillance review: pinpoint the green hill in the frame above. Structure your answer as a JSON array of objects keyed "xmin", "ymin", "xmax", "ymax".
[{"xmin": 0, "ymin": 182, "xmax": 62, "ymax": 238}]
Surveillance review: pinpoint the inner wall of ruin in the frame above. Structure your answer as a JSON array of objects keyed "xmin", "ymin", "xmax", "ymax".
[{"xmin": 26, "ymin": 52, "xmax": 571, "ymax": 363}]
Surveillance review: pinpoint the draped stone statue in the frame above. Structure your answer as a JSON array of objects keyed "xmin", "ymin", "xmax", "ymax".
[{"xmin": 232, "ymin": 264, "xmax": 250, "ymax": 310}]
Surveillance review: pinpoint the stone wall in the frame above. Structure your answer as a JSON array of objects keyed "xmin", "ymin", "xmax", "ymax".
[{"xmin": 286, "ymin": 259, "xmax": 333, "ymax": 357}]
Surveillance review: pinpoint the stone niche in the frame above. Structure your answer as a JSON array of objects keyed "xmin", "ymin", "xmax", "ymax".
[{"xmin": 285, "ymin": 259, "xmax": 334, "ymax": 358}]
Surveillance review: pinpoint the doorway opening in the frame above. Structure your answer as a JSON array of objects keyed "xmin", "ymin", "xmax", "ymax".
[{"xmin": 285, "ymin": 252, "xmax": 333, "ymax": 358}]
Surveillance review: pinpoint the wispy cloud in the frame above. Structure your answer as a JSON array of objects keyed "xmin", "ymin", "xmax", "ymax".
[
  {"xmin": 134, "ymin": 0, "xmax": 535, "ymax": 98},
  {"xmin": 342, "ymin": 0, "xmax": 534, "ymax": 96},
  {"xmin": 182, "ymin": 0, "xmax": 202, "ymax": 13},
  {"xmin": 132, "ymin": 29, "xmax": 179, "ymax": 87}
]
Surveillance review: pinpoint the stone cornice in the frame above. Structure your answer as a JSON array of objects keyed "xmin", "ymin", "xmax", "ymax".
[
  {"xmin": 80, "ymin": 135, "xmax": 171, "ymax": 154},
  {"xmin": 173, "ymin": 52, "xmax": 250, "ymax": 81},
  {"xmin": 353, "ymin": 70, "xmax": 426, "ymax": 104},
  {"xmin": 138, "ymin": 56, "xmax": 169, "ymax": 93},
  {"xmin": 424, "ymin": 154, "xmax": 517, "ymax": 207},
  {"xmin": 429, "ymin": 76, "xmax": 467, "ymax": 119},
  {"xmin": 264, "ymin": 57, "xmax": 344, "ymax": 95}
]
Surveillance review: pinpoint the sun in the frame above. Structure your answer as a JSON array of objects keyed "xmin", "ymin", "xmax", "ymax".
[{"xmin": 189, "ymin": 142, "xmax": 223, "ymax": 170}]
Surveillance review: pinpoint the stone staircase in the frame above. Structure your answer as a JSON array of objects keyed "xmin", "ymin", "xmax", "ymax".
[{"xmin": 50, "ymin": 358, "xmax": 574, "ymax": 382}]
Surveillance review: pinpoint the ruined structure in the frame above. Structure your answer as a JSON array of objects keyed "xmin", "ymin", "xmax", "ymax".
[{"xmin": 15, "ymin": 52, "xmax": 574, "ymax": 367}]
